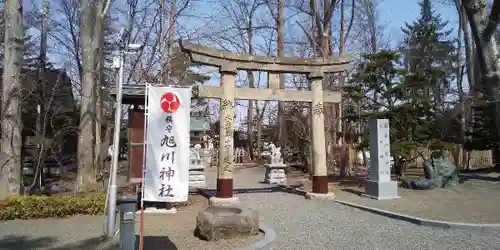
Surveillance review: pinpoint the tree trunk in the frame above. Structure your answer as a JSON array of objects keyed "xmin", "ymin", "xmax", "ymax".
[
  {"xmin": 276, "ymin": 0, "xmax": 286, "ymax": 157},
  {"xmin": 94, "ymin": 5, "xmax": 106, "ymax": 173},
  {"xmin": 0, "ymin": 0, "xmax": 24, "ymax": 199},
  {"xmin": 94, "ymin": 89, "xmax": 102, "ymax": 172},
  {"xmin": 458, "ymin": 0, "xmax": 475, "ymax": 89},
  {"xmin": 462, "ymin": 0, "xmax": 500, "ymax": 169},
  {"xmin": 457, "ymin": 0, "xmax": 473, "ymax": 168},
  {"xmin": 339, "ymin": 0, "xmax": 346, "ymax": 54},
  {"xmin": 257, "ymin": 124, "xmax": 262, "ymax": 161},
  {"xmin": 77, "ymin": 0, "xmax": 105, "ymax": 192},
  {"xmin": 28, "ymin": 0, "xmax": 50, "ymax": 195},
  {"xmin": 455, "ymin": 4, "xmax": 466, "ymax": 168},
  {"xmin": 246, "ymin": 20, "xmax": 255, "ymax": 160},
  {"xmin": 164, "ymin": 0, "xmax": 177, "ymax": 82}
]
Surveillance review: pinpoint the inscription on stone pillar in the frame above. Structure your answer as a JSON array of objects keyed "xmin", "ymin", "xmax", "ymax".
[
  {"xmin": 368, "ymin": 119, "xmax": 391, "ymax": 182},
  {"xmin": 219, "ymin": 66, "xmax": 237, "ymax": 177}
]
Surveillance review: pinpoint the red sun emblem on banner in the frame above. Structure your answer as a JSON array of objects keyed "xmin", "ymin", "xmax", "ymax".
[{"xmin": 160, "ymin": 92, "xmax": 180, "ymax": 113}]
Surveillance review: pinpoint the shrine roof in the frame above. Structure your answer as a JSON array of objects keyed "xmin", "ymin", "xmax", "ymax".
[{"xmin": 109, "ymin": 84, "xmax": 146, "ymax": 105}]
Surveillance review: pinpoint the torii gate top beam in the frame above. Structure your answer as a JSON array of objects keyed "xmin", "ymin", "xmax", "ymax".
[{"xmin": 179, "ymin": 40, "xmax": 353, "ymax": 74}]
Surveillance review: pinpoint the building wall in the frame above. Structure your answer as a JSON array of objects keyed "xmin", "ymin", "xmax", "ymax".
[{"xmin": 128, "ymin": 108, "xmax": 145, "ymax": 180}]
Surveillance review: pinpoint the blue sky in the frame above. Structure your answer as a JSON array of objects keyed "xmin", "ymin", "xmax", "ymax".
[
  {"xmin": 230, "ymin": 0, "xmax": 462, "ymax": 129},
  {"xmin": 379, "ymin": 0, "xmax": 458, "ymax": 43},
  {"xmin": 38, "ymin": 0, "xmax": 460, "ymax": 73}
]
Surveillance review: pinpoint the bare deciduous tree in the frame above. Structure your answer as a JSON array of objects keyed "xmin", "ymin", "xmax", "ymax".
[
  {"xmin": 76, "ymin": 0, "xmax": 111, "ymax": 192},
  {"xmin": 0, "ymin": 0, "xmax": 24, "ymax": 199},
  {"xmin": 354, "ymin": 0, "xmax": 389, "ymax": 53},
  {"xmin": 267, "ymin": 0, "xmax": 286, "ymax": 154},
  {"xmin": 461, "ymin": 0, "xmax": 500, "ymax": 158}
]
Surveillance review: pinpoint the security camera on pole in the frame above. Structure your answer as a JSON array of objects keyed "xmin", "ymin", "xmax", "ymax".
[{"xmin": 105, "ymin": 27, "xmax": 143, "ymax": 238}]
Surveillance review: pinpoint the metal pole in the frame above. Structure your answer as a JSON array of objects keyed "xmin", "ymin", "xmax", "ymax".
[{"xmin": 106, "ymin": 49, "xmax": 125, "ymax": 238}]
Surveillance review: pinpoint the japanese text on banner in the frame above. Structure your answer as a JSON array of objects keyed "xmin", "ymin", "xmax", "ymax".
[{"xmin": 143, "ymin": 86, "xmax": 190, "ymax": 202}]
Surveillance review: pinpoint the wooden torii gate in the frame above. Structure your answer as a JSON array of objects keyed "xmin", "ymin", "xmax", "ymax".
[{"xmin": 179, "ymin": 41, "xmax": 353, "ymax": 201}]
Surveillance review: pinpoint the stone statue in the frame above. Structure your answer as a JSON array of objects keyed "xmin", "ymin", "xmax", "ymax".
[
  {"xmin": 193, "ymin": 144, "xmax": 201, "ymax": 159},
  {"xmin": 402, "ymin": 151, "xmax": 459, "ymax": 190},
  {"xmin": 189, "ymin": 144, "xmax": 206, "ymax": 188},
  {"xmin": 190, "ymin": 144, "xmax": 202, "ymax": 166},
  {"xmin": 264, "ymin": 143, "xmax": 287, "ymax": 184},
  {"xmin": 270, "ymin": 145, "xmax": 282, "ymax": 164},
  {"xmin": 202, "ymin": 135, "xmax": 209, "ymax": 148},
  {"xmin": 207, "ymin": 139, "xmax": 214, "ymax": 150}
]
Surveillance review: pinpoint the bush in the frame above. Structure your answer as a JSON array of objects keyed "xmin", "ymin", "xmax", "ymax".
[
  {"xmin": 0, "ymin": 194, "xmax": 106, "ymax": 220},
  {"xmin": 0, "ymin": 193, "xmax": 207, "ymax": 220}
]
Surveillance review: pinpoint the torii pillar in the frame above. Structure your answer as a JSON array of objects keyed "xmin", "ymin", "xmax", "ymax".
[
  {"xmin": 305, "ymin": 71, "xmax": 334, "ymax": 199},
  {"xmin": 209, "ymin": 64, "xmax": 240, "ymax": 206}
]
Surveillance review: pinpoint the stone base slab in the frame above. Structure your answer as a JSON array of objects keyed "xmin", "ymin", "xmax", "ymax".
[
  {"xmin": 305, "ymin": 192, "xmax": 336, "ymax": 200},
  {"xmin": 189, "ymin": 181, "xmax": 206, "ymax": 188},
  {"xmin": 208, "ymin": 196, "xmax": 240, "ymax": 207},
  {"xmin": 189, "ymin": 166, "xmax": 205, "ymax": 171},
  {"xmin": 136, "ymin": 207, "xmax": 177, "ymax": 215},
  {"xmin": 264, "ymin": 163, "xmax": 288, "ymax": 186},
  {"xmin": 264, "ymin": 163, "xmax": 288, "ymax": 168},
  {"xmin": 264, "ymin": 178, "xmax": 287, "ymax": 185},
  {"xmin": 364, "ymin": 179, "xmax": 400, "ymax": 200}
]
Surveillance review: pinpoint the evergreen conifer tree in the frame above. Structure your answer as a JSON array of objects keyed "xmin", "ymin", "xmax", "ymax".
[{"xmin": 401, "ymin": 0, "xmax": 458, "ymax": 143}]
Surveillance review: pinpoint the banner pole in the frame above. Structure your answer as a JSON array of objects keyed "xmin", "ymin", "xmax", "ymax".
[{"xmin": 139, "ymin": 84, "xmax": 150, "ymax": 250}]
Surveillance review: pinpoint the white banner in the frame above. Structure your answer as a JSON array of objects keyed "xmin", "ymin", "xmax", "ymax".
[{"xmin": 143, "ymin": 85, "xmax": 191, "ymax": 202}]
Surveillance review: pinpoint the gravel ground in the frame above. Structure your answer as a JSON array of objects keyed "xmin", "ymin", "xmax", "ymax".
[
  {"xmin": 139, "ymin": 200, "xmax": 263, "ymax": 250},
  {"xmin": 286, "ymin": 168, "xmax": 500, "ymax": 223},
  {"xmin": 224, "ymin": 167, "xmax": 500, "ymax": 250},
  {"xmin": 0, "ymin": 200, "xmax": 263, "ymax": 250},
  {"xmin": 334, "ymin": 178, "xmax": 500, "ymax": 223},
  {"xmin": 3, "ymin": 166, "xmax": 499, "ymax": 250},
  {"xmin": 236, "ymin": 192, "xmax": 500, "ymax": 250},
  {"xmin": 0, "ymin": 215, "xmax": 114, "ymax": 250}
]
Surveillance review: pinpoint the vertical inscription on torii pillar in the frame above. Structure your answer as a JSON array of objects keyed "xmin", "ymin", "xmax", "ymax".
[
  {"xmin": 309, "ymin": 71, "xmax": 328, "ymax": 194},
  {"xmin": 217, "ymin": 64, "xmax": 237, "ymax": 198}
]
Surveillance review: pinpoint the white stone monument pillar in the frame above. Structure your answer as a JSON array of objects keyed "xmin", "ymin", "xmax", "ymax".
[{"xmin": 364, "ymin": 119, "xmax": 399, "ymax": 200}]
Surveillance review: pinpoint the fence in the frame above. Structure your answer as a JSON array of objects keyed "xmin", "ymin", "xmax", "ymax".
[
  {"xmin": 210, "ymin": 147, "xmax": 251, "ymax": 166},
  {"xmin": 328, "ymin": 145, "xmax": 494, "ymax": 170},
  {"xmin": 208, "ymin": 145, "xmax": 494, "ymax": 171}
]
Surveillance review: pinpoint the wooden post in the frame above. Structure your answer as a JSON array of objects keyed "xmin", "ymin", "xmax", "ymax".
[
  {"xmin": 217, "ymin": 64, "xmax": 237, "ymax": 198},
  {"xmin": 309, "ymin": 71, "xmax": 329, "ymax": 194}
]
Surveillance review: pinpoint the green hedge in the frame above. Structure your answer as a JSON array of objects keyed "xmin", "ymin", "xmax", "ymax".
[
  {"xmin": 0, "ymin": 194, "xmax": 106, "ymax": 220},
  {"xmin": 0, "ymin": 194, "xmax": 206, "ymax": 220}
]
